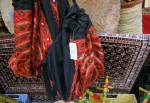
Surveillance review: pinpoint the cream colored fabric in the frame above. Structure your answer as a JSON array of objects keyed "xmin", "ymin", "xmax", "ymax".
[
  {"xmin": 69, "ymin": 0, "xmax": 120, "ymax": 33},
  {"xmin": 0, "ymin": 0, "xmax": 14, "ymax": 34},
  {"xmin": 118, "ymin": 3, "xmax": 142, "ymax": 34},
  {"xmin": 145, "ymin": 0, "xmax": 150, "ymax": 8}
]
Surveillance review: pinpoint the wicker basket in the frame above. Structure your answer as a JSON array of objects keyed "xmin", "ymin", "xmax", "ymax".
[{"xmin": 118, "ymin": 0, "xmax": 142, "ymax": 34}]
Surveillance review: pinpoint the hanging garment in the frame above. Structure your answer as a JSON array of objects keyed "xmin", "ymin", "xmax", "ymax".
[
  {"xmin": 42, "ymin": 0, "xmax": 104, "ymax": 101},
  {"xmin": 0, "ymin": 0, "xmax": 14, "ymax": 34},
  {"xmin": 9, "ymin": 0, "xmax": 104, "ymax": 101},
  {"xmin": 8, "ymin": 0, "xmax": 60, "ymax": 77}
]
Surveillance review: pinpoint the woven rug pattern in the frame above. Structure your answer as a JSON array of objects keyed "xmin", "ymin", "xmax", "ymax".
[{"xmin": 0, "ymin": 34, "xmax": 149, "ymax": 101}]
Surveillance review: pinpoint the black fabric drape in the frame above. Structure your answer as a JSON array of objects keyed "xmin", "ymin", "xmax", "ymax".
[
  {"xmin": 41, "ymin": 0, "xmax": 92, "ymax": 100},
  {"xmin": 62, "ymin": 0, "xmax": 90, "ymax": 40},
  {"xmin": 41, "ymin": 0, "xmax": 74, "ymax": 100},
  {"xmin": 13, "ymin": 0, "xmax": 33, "ymax": 10},
  {"xmin": 40, "ymin": 0, "xmax": 59, "ymax": 40}
]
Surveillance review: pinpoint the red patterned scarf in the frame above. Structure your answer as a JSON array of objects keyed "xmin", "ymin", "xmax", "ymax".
[{"xmin": 9, "ymin": 0, "xmax": 60, "ymax": 77}]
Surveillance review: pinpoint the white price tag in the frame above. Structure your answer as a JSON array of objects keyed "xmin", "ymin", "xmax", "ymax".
[{"xmin": 69, "ymin": 42, "xmax": 77, "ymax": 60}]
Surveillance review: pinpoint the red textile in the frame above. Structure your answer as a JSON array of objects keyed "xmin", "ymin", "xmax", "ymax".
[
  {"xmin": 68, "ymin": 26, "xmax": 104, "ymax": 100},
  {"xmin": 143, "ymin": 14, "xmax": 150, "ymax": 34},
  {"xmin": 8, "ymin": 1, "xmax": 60, "ymax": 77}
]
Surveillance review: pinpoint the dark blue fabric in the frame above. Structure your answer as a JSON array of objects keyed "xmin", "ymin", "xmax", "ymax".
[
  {"xmin": 63, "ymin": 3, "xmax": 90, "ymax": 40},
  {"xmin": 40, "ymin": 0, "xmax": 59, "ymax": 40},
  {"xmin": 41, "ymin": 0, "xmax": 74, "ymax": 100},
  {"xmin": 41, "ymin": 0, "xmax": 91, "ymax": 100},
  {"xmin": 13, "ymin": 0, "xmax": 33, "ymax": 10}
]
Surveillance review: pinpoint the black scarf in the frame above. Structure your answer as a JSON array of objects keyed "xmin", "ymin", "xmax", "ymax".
[{"xmin": 41, "ymin": 0, "xmax": 91, "ymax": 100}]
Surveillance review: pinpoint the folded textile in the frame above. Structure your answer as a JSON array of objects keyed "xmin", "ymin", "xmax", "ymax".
[
  {"xmin": 8, "ymin": 0, "xmax": 59, "ymax": 77},
  {"xmin": 42, "ymin": 0, "xmax": 104, "ymax": 101}
]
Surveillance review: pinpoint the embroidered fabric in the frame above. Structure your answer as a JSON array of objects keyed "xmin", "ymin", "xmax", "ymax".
[{"xmin": 8, "ymin": 0, "xmax": 59, "ymax": 77}]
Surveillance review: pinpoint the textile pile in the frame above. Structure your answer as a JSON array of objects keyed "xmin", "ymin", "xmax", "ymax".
[
  {"xmin": 0, "ymin": 34, "xmax": 149, "ymax": 102},
  {"xmin": 2, "ymin": 0, "xmax": 104, "ymax": 101},
  {"xmin": 0, "ymin": 0, "xmax": 149, "ymax": 102}
]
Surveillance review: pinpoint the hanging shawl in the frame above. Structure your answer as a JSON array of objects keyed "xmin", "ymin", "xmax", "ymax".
[
  {"xmin": 42, "ymin": 0, "xmax": 104, "ymax": 101},
  {"xmin": 8, "ymin": 0, "xmax": 60, "ymax": 77}
]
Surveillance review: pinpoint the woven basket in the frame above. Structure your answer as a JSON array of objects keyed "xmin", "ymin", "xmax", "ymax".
[{"xmin": 118, "ymin": 0, "xmax": 142, "ymax": 34}]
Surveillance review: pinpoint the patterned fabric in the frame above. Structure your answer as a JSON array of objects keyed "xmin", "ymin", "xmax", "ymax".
[
  {"xmin": 0, "ymin": 34, "xmax": 149, "ymax": 102},
  {"xmin": 8, "ymin": 0, "xmax": 59, "ymax": 77},
  {"xmin": 42, "ymin": 0, "xmax": 104, "ymax": 100},
  {"xmin": 8, "ymin": 0, "xmax": 104, "ymax": 101},
  {"xmin": 69, "ymin": 26, "xmax": 104, "ymax": 99}
]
